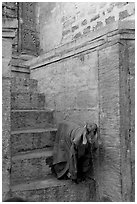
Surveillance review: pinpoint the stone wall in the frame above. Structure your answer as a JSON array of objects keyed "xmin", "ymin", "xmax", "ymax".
[
  {"xmin": 37, "ymin": 2, "xmax": 135, "ymax": 52},
  {"xmin": 2, "ymin": 77, "xmax": 11, "ymax": 200},
  {"xmin": 119, "ymin": 38, "xmax": 135, "ymax": 201},
  {"xmin": 2, "ymin": 2, "xmax": 18, "ymax": 54},
  {"xmin": 31, "ymin": 50, "xmax": 98, "ymax": 125},
  {"xmin": 97, "ymin": 43, "xmax": 121, "ymax": 201},
  {"xmin": 2, "ymin": 3, "xmax": 17, "ymax": 200},
  {"xmin": 29, "ymin": 20, "xmax": 135, "ymax": 201}
]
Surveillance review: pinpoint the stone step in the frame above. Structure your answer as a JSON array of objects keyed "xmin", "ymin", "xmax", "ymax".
[
  {"xmin": 11, "ymin": 109, "xmax": 55, "ymax": 131},
  {"xmin": 11, "ymin": 92, "xmax": 45, "ymax": 110},
  {"xmin": 11, "ymin": 65, "xmax": 30, "ymax": 73},
  {"xmin": 12, "ymin": 54, "xmax": 34, "ymax": 61},
  {"xmin": 11, "ymin": 71, "xmax": 30, "ymax": 79},
  {"xmin": 11, "ymin": 77, "xmax": 38, "ymax": 93},
  {"xmin": 11, "ymin": 150, "xmax": 53, "ymax": 185},
  {"xmin": 11, "ymin": 128, "xmax": 57, "ymax": 156},
  {"xmin": 11, "ymin": 55, "xmax": 34, "ymax": 67},
  {"xmin": 11, "ymin": 177, "xmax": 96, "ymax": 202}
]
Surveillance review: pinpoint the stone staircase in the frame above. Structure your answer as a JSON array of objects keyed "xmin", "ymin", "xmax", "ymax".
[
  {"xmin": 9, "ymin": 70, "xmax": 96, "ymax": 202},
  {"xmin": 10, "ymin": 54, "xmax": 34, "ymax": 78}
]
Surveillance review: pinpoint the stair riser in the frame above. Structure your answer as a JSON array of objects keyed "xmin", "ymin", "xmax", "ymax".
[
  {"xmin": 11, "ymin": 130, "xmax": 56, "ymax": 156},
  {"xmin": 11, "ymin": 111, "xmax": 55, "ymax": 131},
  {"xmin": 11, "ymin": 181, "xmax": 96, "ymax": 202},
  {"xmin": 11, "ymin": 71, "xmax": 30, "ymax": 79},
  {"xmin": 11, "ymin": 156, "xmax": 52, "ymax": 185},
  {"xmin": 11, "ymin": 93, "xmax": 45, "ymax": 110},
  {"xmin": 11, "ymin": 78, "xmax": 38, "ymax": 93}
]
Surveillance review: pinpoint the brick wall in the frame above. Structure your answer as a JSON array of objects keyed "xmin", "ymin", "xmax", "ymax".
[
  {"xmin": 38, "ymin": 2, "xmax": 135, "ymax": 52},
  {"xmin": 30, "ymin": 20, "xmax": 135, "ymax": 201}
]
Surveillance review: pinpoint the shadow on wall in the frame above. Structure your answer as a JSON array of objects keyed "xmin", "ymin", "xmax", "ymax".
[
  {"xmin": 4, "ymin": 197, "xmax": 27, "ymax": 202},
  {"xmin": 100, "ymin": 196, "xmax": 112, "ymax": 202}
]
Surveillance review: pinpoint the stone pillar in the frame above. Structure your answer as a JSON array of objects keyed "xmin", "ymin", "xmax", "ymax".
[
  {"xmin": 2, "ymin": 77, "xmax": 11, "ymax": 200},
  {"xmin": 2, "ymin": 4, "xmax": 17, "ymax": 199},
  {"xmin": 98, "ymin": 21, "xmax": 135, "ymax": 202}
]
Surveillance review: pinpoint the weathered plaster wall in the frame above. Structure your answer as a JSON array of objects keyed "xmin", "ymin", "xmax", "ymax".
[
  {"xmin": 31, "ymin": 50, "xmax": 99, "ymax": 125},
  {"xmin": 38, "ymin": 2, "xmax": 135, "ymax": 53}
]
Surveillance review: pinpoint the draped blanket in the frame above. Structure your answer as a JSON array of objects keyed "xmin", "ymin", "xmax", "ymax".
[{"xmin": 52, "ymin": 121, "xmax": 97, "ymax": 180}]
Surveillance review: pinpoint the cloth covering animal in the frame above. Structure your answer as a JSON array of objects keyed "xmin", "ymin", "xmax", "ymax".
[{"xmin": 52, "ymin": 121, "xmax": 98, "ymax": 182}]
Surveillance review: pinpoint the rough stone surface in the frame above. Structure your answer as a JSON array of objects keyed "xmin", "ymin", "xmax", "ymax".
[
  {"xmin": 11, "ymin": 77, "xmax": 38, "ymax": 93},
  {"xmin": 2, "ymin": 77, "xmax": 11, "ymax": 200},
  {"xmin": 30, "ymin": 21, "xmax": 135, "ymax": 201},
  {"xmin": 11, "ymin": 179, "xmax": 96, "ymax": 202},
  {"xmin": 2, "ymin": 38, "xmax": 12, "ymax": 77},
  {"xmin": 11, "ymin": 92, "xmax": 45, "ymax": 110},
  {"xmin": 11, "ymin": 129, "xmax": 57, "ymax": 155},
  {"xmin": 128, "ymin": 41, "xmax": 135, "ymax": 202},
  {"xmin": 119, "ymin": 39, "xmax": 135, "ymax": 201},
  {"xmin": 31, "ymin": 51, "xmax": 99, "ymax": 125},
  {"xmin": 98, "ymin": 44, "xmax": 122, "ymax": 202},
  {"xmin": 11, "ymin": 110, "xmax": 55, "ymax": 131},
  {"xmin": 11, "ymin": 150, "xmax": 53, "ymax": 185}
]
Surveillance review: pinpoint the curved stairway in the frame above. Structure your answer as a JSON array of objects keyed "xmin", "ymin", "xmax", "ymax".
[{"xmin": 10, "ymin": 77, "xmax": 96, "ymax": 202}]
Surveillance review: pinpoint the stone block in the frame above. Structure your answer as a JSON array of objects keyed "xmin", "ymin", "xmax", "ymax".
[
  {"xmin": 2, "ymin": 77, "xmax": 11, "ymax": 200},
  {"xmin": 93, "ymin": 21, "xmax": 103, "ymax": 31},
  {"xmin": 11, "ymin": 150, "xmax": 53, "ymax": 185},
  {"xmin": 72, "ymin": 25, "xmax": 79, "ymax": 32},
  {"xmin": 90, "ymin": 14, "xmax": 100, "ymax": 22},
  {"xmin": 11, "ymin": 110, "xmax": 55, "ymax": 131},
  {"xmin": 98, "ymin": 44, "xmax": 122, "ymax": 201},
  {"xmin": 105, "ymin": 16, "xmax": 115, "ymax": 25},
  {"xmin": 11, "ymin": 128, "xmax": 57, "ymax": 155},
  {"xmin": 62, "ymin": 29, "xmax": 71, "ymax": 37},
  {"xmin": 119, "ymin": 10, "xmax": 130, "ymax": 20},
  {"xmin": 128, "ymin": 40, "xmax": 135, "ymax": 76},
  {"xmin": 11, "ymin": 178, "xmax": 96, "ymax": 202},
  {"xmin": 73, "ymin": 32, "xmax": 82, "ymax": 39},
  {"xmin": 11, "ymin": 92, "xmax": 45, "ymax": 110},
  {"xmin": 11, "ymin": 78, "xmax": 38, "ymax": 93},
  {"xmin": 83, "ymin": 26, "xmax": 91, "ymax": 34}
]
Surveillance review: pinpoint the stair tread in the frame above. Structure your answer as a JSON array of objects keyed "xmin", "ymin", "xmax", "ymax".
[
  {"xmin": 11, "ymin": 177, "xmax": 71, "ymax": 192},
  {"xmin": 11, "ymin": 109, "xmax": 54, "ymax": 112},
  {"xmin": 12, "ymin": 149, "xmax": 52, "ymax": 160},
  {"xmin": 11, "ymin": 127, "xmax": 57, "ymax": 134},
  {"xmin": 11, "ymin": 64, "xmax": 30, "ymax": 69},
  {"xmin": 11, "ymin": 91, "xmax": 44, "ymax": 94},
  {"xmin": 11, "ymin": 77, "xmax": 37, "ymax": 82}
]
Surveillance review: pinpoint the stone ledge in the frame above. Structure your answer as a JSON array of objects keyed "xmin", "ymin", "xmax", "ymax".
[{"xmin": 29, "ymin": 20, "xmax": 135, "ymax": 70}]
